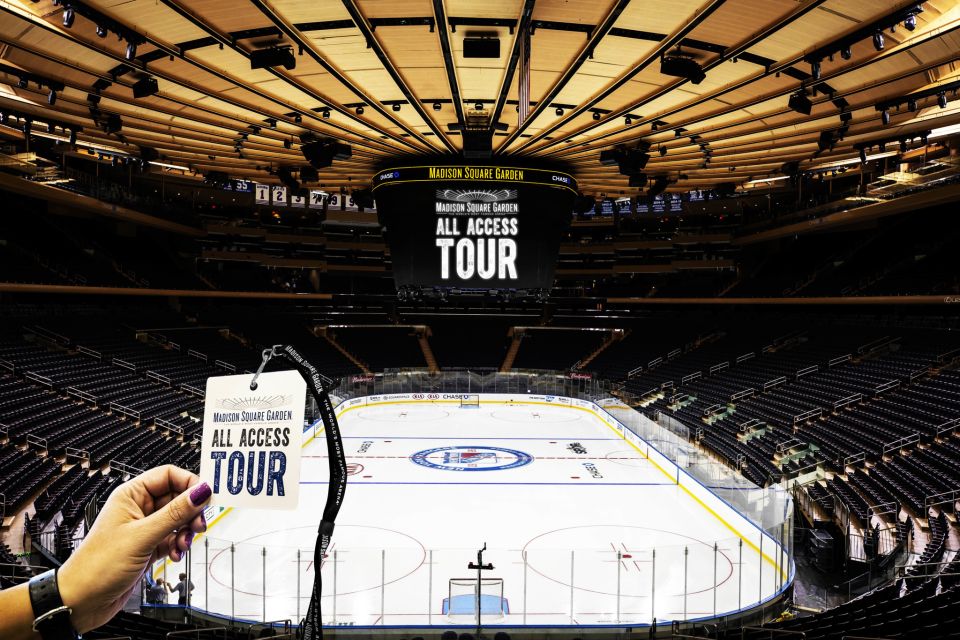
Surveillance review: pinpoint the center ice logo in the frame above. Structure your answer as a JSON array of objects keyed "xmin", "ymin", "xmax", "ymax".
[{"xmin": 410, "ymin": 446, "xmax": 533, "ymax": 471}]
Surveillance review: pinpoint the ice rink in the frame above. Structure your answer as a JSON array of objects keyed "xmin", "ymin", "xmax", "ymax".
[{"xmin": 159, "ymin": 395, "xmax": 788, "ymax": 627}]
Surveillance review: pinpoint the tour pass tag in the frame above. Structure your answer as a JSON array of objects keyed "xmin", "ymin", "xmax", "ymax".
[{"xmin": 199, "ymin": 371, "xmax": 306, "ymax": 510}]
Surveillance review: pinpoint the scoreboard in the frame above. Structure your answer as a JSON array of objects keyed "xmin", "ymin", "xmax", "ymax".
[{"xmin": 373, "ymin": 164, "xmax": 577, "ymax": 290}]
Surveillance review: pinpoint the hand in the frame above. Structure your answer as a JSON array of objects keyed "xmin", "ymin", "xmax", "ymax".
[{"xmin": 58, "ymin": 465, "xmax": 211, "ymax": 633}]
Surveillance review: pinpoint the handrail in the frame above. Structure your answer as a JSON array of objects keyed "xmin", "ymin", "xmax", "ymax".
[
  {"xmin": 25, "ymin": 371, "xmax": 54, "ymax": 387},
  {"xmin": 187, "ymin": 349, "xmax": 208, "ymax": 362},
  {"xmin": 710, "ymin": 361, "xmax": 729, "ymax": 374},
  {"xmin": 739, "ymin": 626, "xmax": 806, "ymax": 638},
  {"xmin": 763, "ymin": 376, "xmax": 787, "ymax": 391},
  {"xmin": 180, "ymin": 383, "xmax": 205, "ymax": 399},
  {"xmin": 833, "ymin": 393, "xmax": 862, "ymax": 411},
  {"xmin": 736, "ymin": 352, "xmax": 755, "ymax": 363},
  {"xmin": 681, "ymin": 371, "xmax": 702, "ymax": 384},
  {"xmin": 65, "ymin": 386, "xmax": 98, "ymax": 404},
  {"xmin": 924, "ymin": 487, "xmax": 960, "ymax": 508},
  {"xmin": 667, "ymin": 348, "xmax": 681, "ymax": 359},
  {"xmin": 109, "ymin": 402, "xmax": 141, "ymax": 420},
  {"xmin": 793, "ymin": 408, "xmax": 822, "ymax": 424},
  {"xmin": 155, "ymin": 417, "xmax": 184, "ymax": 436},
  {"xmin": 75, "ymin": 345, "xmax": 102, "ymax": 360},
  {"xmin": 112, "ymin": 358, "xmax": 136, "ymax": 372},
  {"xmin": 214, "ymin": 360, "xmax": 237, "ymax": 373},
  {"xmin": 828, "ymin": 354, "xmax": 852, "ymax": 367},
  {"xmin": 146, "ymin": 370, "xmax": 173, "ymax": 387},
  {"xmin": 873, "ymin": 379, "xmax": 900, "ymax": 395},
  {"xmin": 166, "ymin": 628, "xmax": 227, "ymax": 639},
  {"xmin": 796, "ymin": 365, "xmax": 819, "ymax": 379},
  {"xmin": 882, "ymin": 433, "xmax": 919, "ymax": 455},
  {"xmin": 648, "ymin": 356, "xmax": 663, "ymax": 369},
  {"xmin": 732, "ymin": 388, "xmax": 756, "ymax": 401},
  {"xmin": 246, "ymin": 619, "xmax": 292, "ymax": 640},
  {"xmin": 843, "ymin": 452, "xmax": 866, "ymax": 467},
  {"xmin": 626, "ymin": 365, "xmax": 643, "ymax": 378},
  {"xmin": 936, "ymin": 416, "xmax": 960, "ymax": 436},
  {"xmin": 0, "ymin": 358, "xmax": 14, "ymax": 373}
]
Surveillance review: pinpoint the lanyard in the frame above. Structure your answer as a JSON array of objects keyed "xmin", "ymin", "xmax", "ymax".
[{"xmin": 251, "ymin": 345, "xmax": 346, "ymax": 640}]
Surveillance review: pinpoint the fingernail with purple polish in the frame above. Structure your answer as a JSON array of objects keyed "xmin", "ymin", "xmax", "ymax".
[
  {"xmin": 189, "ymin": 482, "xmax": 211, "ymax": 506},
  {"xmin": 185, "ymin": 531, "xmax": 195, "ymax": 549},
  {"xmin": 201, "ymin": 511, "xmax": 207, "ymax": 531}
]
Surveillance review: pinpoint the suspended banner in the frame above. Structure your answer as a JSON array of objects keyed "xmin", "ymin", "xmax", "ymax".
[
  {"xmin": 255, "ymin": 183, "xmax": 270, "ymax": 205},
  {"xmin": 291, "ymin": 193, "xmax": 306, "ymax": 208},
  {"xmin": 272, "ymin": 185, "xmax": 288, "ymax": 206},
  {"xmin": 327, "ymin": 192, "xmax": 343, "ymax": 211},
  {"xmin": 309, "ymin": 190, "xmax": 327, "ymax": 209}
]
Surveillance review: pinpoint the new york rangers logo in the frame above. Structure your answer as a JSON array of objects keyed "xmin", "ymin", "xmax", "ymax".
[{"xmin": 411, "ymin": 446, "xmax": 533, "ymax": 472}]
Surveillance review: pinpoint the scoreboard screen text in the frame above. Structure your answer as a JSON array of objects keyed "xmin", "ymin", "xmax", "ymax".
[{"xmin": 373, "ymin": 165, "xmax": 577, "ymax": 290}]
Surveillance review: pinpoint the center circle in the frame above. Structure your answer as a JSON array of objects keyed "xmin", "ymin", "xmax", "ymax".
[{"xmin": 410, "ymin": 445, "xmax": 534, "ymax": 471}]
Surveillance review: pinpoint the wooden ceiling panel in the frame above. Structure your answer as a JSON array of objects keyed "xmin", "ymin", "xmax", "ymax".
[
  {"xmin": 3, "ymin": 0, "xmax": 959, "ymax": 193},
  {"xmin": 532, "ymin": 0, "xmax": 614, "ymax": 25}
]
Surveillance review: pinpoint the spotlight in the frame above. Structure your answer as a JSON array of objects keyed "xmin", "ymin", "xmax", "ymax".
[
  {"xmin": 624, "ymin": 115, "xmax": 632, "ymax": 126},
  {"xmin": 899, "ymin": 139, "xmax": 907, "ymax": 153},
  {"xmin": 356, "ymin": 106, "xmax": 364, "ymax": 115},
  {"xmin": 660, "ymin": 55, "xmax": 706, "ymax": 84},
  {"xmin": 62, "ymin": 6, "xmax": 75, "ymax": 28},
  {"xmin": 881, "ymin": 109, "xmax": 890, "ymax": 125},
  {"xmin": 811, "ymin": 60, "xmax": 821, "ymax": 80},
  {"xmin": 283, "ymin": 138, "xmax": 291, "ymax": 149},
  {"xmin": 840, "ymin": 47, "xmax": 852, "ymax": 60},
  {"xmin": 908, "ymin": 98, "xmax": 917, "ymax": 112},
  {"xmin": 322, "ymin": 108, "xmax": 331, "ymax": 119},
  {"xmin": 859, "ymin": 148, "xmax": 867, "ymax": 163},
  {"xmin": 250, "ymin": 46, "xmax": 296, "ymax": 70},
  {"xmin": 132, "ymin": 77, "xmax": 159, "ymax": 98},
  {"xmin": 938, "ymin": 92, "xmax": 947, "ymax": 109},
  {"xmin": 125, "ymin": 42, "xmax": 138, "ymax": 60},
  {"xmin": 47, "ymin": 90, "xmax": 57, "ymax": 105},
  {"xmin": 392, "ymin": 103, "xmax": 401, "ymax": 112},
  {"xmin": 474, "ymin": 101, "xmax": 483, "ymax": 111},
  {"xmin": 788, "ymin": 91, "xmax": 813, "ymax": 115},
  {"xmin": 904, "ymin": 14, "xmax": 917, "ymax": 31},
  {"xmin": 878, "ymin": 142, "xmax": 886, "ymax": 152},
  {"xmin": 555, "ymin": 106, "xmax": 564, "ymax": 117},
  {"xmin": 592, "ymin": 111, "xmax": 601, "ymax": 121},
  {"xmin": 22, "ymin": 120, "xmax": 31, "ymax": 137},
  {"xmin": 17, "ymin": 76, "xmax": 27, "ymax": 89},
  {"xmin": 433, "ymin": 102, "xmax": 441, "ymax": 111},
  {"xmin": 659, "ymin": 145, "xmax": 667, "ymax": 157},
  {"xmin": 872, "ymin": 31, "xmax": 884, "ymax": 51},
  {"xmin": 294, "ymin": 113, "xmax": 302, "ymax": 123},
  {"xmin": 69, "ymin": 129, "xmax": 77, "ymax": 145},
  {"xmin": 96, "ymin": 25, "xmax": 108, "ymax": 38}
]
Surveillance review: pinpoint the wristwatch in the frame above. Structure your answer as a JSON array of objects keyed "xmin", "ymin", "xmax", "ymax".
[{"xmin": 28, "ymin": 569, "xmax": 81, "ymax": 640}]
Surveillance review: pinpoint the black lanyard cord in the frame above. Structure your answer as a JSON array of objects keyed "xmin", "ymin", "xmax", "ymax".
[{"xmin": 251, "ymin": 345, "xmax": 347, "ymax": 640}]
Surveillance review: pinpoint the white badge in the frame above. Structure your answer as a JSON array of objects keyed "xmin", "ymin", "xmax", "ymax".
[{"xmin": 199, "ymin": 371, "xmax": 306, "ymax": 510}]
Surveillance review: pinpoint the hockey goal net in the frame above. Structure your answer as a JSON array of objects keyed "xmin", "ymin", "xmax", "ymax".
[
  {"xmin": 444, "ymin": 577, "xmax": 507, "ymax": 617},
  {"xmin": 460, "ymin": 394, "xmax": 480, "ymax": 408}
]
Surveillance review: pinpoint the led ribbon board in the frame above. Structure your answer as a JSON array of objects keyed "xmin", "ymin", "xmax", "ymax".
[{"xmin": 372, "ymin": 165, "xmax": 578, "ymax": 290}]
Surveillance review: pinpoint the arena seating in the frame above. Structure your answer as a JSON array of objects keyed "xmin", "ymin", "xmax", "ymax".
[
  {"xmin": 331, "ymin": 326, "xmax": 427, "ymax": 371},
  {"xmin": 511, "ymin": 328, "xmax": 609, "ymax": 371}
]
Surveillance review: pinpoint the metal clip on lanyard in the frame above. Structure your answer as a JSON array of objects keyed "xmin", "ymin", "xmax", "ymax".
[{"xmin": 251, "ymin": 345, "xmax": 347, "ymax": 640}]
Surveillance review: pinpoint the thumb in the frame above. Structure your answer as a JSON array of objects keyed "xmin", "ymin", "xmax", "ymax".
[{"xmin": 139, "ymin": 482, "xmax": 211, "ymax": 540}]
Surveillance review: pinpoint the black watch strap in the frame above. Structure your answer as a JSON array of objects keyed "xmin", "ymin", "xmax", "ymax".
[{"xmin": 28, "ymin": 569, "xmax": 81, "ymax": 640}]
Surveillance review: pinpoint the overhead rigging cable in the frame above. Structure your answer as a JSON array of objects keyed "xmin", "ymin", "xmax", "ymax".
[{"xmin": 250, "ymin": 345, "xmax": 347, "ymax": 640}]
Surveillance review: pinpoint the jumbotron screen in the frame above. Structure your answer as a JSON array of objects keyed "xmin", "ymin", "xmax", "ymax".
[{"xmin": 373, "ymin": 165, "xmax": 578, "ymax": 290}]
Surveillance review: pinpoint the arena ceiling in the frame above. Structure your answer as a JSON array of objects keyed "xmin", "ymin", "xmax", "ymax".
[{"xmin": 1, "ymin": 0, "xmax": 960, "ymax": 195}]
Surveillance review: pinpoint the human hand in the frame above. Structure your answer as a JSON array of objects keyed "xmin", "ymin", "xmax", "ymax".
[{"xmin": 58, "ymin": 465, "xmax": 211, "ymax": 633}]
